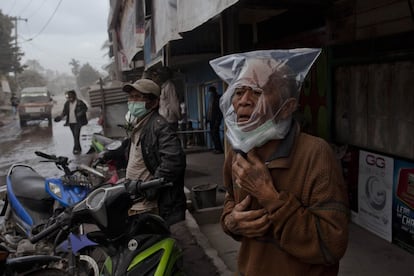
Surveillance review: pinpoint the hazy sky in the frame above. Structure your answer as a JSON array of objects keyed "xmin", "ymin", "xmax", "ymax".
[{"xmin": 0, "ymin": 0, "xmax": 110, "ymax": 74}]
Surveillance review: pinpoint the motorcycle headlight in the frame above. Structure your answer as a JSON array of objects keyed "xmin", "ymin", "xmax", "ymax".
[{"xmin": 48, "ymin": 182, "xmax": 62, "ymax": 198}]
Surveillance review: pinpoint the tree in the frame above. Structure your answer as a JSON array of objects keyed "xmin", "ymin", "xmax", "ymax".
[
  {"xmin": 47, "ymin": 73, "xmax": 76, "ymax": 95},
  {"xmin": 0, "ymin": 10, "xmax": 24, "ymax": 75},
  {"xmin": 17, "ymin": 69, "xmax": 47, "ymax": 89},
  {"xmin": 69, "ymin": 59, "xmax": 80, "ymax": 77},
  {"xmin": 25, "ymin": 59, "xmax": 45, "ymax": 73},
  {"xmin": 78, "ymin": 63, "xmax": 100, "ymax": 88}
]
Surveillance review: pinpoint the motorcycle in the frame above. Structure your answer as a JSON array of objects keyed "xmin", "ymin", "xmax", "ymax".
[
  {"xmin": 88, "ymin": 132, "xmax": 128, "ymax": 184},
  {"xmin": 30, "ymin": 178, "xmax": 184, "ymax": 275},
  {"xmin": 0, "ymin": 243, "xmax": 66, "ymax": 275},
  {"xmin": 0, "ymin": 151, "xmax": 107, "ymax": 275}
]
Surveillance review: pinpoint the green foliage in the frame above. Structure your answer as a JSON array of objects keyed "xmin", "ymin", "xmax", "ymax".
[
  {"xmin": 78, "ymin": 63, "xmax": 100, "ymax": 88},
  {"xmin": 47, "ymin": 73, "xmax": 76, "ymax": 95},
  {"xmin": 0, "ymin": 10, "xmax": 24, "ymax": 75},
  {"xmin": 69, "ymin": 59, "xmax": 80, "ymax": 76},
  {"xmin": 25, "ymin": 59, "xmax": 45, "ymax": 73},
  {"xmin": 17, "ymin": 69, "xmax": 47, "ymax": 89}
]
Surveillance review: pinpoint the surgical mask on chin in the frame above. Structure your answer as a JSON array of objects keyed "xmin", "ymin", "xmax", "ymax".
[
  {"xmin": 227, "ymin": 117, "xmax": 291, "ymax": 153},
  {"xmin": 127, "ymin": 101, "xmax": 148, "ymax": 118}
]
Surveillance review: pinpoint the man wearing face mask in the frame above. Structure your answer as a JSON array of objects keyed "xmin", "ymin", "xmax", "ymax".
[
  {"xmin": 210, "ymin": 49, "xmax": 349, "ymax": 276},
  {"xmin": 109, "ymin": 78, "xmax": 187, "ymax": 226}
]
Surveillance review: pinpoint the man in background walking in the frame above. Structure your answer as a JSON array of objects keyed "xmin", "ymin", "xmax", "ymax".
[
  {"xmin": 55, "ymin": 90, "xmax": 88, "ymax": 155},
  {"xmin": 207, "ymin": 86, "xmax": 223, "ymax": 154}
]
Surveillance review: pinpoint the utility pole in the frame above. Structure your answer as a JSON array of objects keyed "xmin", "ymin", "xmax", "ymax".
[{"xmin": 10, "ymin": 16, "xmax": 28, "ymax": 88}]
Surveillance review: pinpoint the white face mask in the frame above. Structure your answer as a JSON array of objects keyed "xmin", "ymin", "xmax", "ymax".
[
  {"xmin": 225, "ymin": 100, "xmax": 291, "ymax": 153},
  {"xmin": 227, "ymin": 118, "xmax": 291, "ymax": 153}
]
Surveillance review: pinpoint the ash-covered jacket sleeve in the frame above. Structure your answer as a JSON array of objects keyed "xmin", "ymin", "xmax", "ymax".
[
  {"xmin": 261, "ymin": 139, "xmax": 350, "ymax": 265},
  {"xmin": 151, "ymin": 118, "xmax": 186, "ymax": 182},
  {"xmin": 61, "ymin": 101, "xmax": 69, "ymax": 117},
  {"xmin": 76, "ymin": 100, "xmax": 88, "ymax": 116}
]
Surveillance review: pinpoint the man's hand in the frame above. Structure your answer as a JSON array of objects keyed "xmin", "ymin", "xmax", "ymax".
[
  {"xmin": 232, "ymin": 149, "xmax": 278, "ymax": 203},
  {"xmin": 224, "ymin": 195, "xmax": 271, "ymax": 238}
]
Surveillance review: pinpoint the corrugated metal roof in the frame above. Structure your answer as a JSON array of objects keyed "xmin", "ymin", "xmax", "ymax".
[{"xmin": 88, "ymin": 86, "xmax": 127, "ymax": 107}]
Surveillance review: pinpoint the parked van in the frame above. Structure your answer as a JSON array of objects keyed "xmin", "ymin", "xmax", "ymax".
[{"xmin": 18, "ymin": 87, "xmax": 53, "ymax": 127}]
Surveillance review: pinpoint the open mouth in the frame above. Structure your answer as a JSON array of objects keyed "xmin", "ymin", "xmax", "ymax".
[{"xmin": 237, "ymin": 114, "xmax": 251, "ymax": 122}]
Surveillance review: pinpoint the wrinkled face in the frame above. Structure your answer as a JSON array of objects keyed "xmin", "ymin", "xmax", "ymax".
[{"xmin": 231, "ymin": 84, "xmax": 283, "ymax": 126}]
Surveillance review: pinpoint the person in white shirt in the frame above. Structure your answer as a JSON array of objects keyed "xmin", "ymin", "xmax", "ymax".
[
  {"xmin": 55, "ymin": 90, "xmax": 88, "ymax": 155},
  {"xmin": 152, "ymin": 67, "xmax": 181, "ymax": 131}
]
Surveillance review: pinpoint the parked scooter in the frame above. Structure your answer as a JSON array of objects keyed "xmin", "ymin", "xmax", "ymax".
[
  {"xmin": 30, "ymin": 178, "xmax": 184, "ymax": 275},
  {"xmin": 88, "ymin": 132, "xmax": 128, "ymax": 184},
  {"xmin": 0, "ymin": 151, "xmax": 107, "ymax": 275}
]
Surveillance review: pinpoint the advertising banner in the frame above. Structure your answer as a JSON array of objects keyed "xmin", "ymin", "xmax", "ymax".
[
  {"xmin": 358, "ymin": 150, "xmax": 393, "ymax": 242},
  {"xmin": 393, "ymin": 159, "xmax": 414, "ymax": 253}
]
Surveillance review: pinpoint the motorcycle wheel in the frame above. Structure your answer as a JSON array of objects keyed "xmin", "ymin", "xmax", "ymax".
[
  {"xmin": 78, "ymin": 254, "xmax": 99, "ymax": 276},
  {"xmin": 25, "ymin": 268, "xmax": 68, "ymax": 275},
  {"xmin": 77, "ymin": 246, "xmax": 108, "ymax": 276}
]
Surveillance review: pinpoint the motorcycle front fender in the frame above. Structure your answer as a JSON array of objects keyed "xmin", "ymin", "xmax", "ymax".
[{"xmin": 56, "ymin": 233, "xmax": 98, "ymax": 254}]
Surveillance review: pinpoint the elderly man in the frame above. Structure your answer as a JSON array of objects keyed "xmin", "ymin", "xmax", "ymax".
[
  {"xmin": 117, "ymin": 78, "xmax": 187, "ymax": 226},
  {"xmin": 210, "ymin": 49, "xmax": 349, "ymax": 275}
]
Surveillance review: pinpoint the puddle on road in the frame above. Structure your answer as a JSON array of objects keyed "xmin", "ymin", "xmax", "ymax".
[{"xmin": 0, "ymin": 116, "xmax": 103, "ymax": 184}]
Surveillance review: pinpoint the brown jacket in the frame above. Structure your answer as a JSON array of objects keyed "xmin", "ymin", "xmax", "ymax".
[{"xmin": 221, "ymin": 124, "xmax": 349, "ymax": 276}]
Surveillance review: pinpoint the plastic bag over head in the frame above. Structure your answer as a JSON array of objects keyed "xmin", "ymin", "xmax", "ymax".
[{"xmin": 209, "ymin": 48, "xmax": 321, "ymax": 153}]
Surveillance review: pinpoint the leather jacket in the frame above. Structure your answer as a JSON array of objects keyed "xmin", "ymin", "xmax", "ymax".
[
  {"xmin": 62, "ymin": 99, "xmax": 88, "ymax": 126},
  {"xmin": 140, "ymin": 111, "xmax": 186, "ymax": 225}
]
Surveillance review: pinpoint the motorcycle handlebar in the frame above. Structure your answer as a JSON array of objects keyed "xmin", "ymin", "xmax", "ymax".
[
  {"xmin": 78, "ymin": 164, "xmax": 105, "ymax": 179},
  {"xmin": 29, "ymin": 178, "xmax": 172, "ymax": 243},
  {"xmin": 35, "ymin": 151, "xmax": 57, "ymax": 160},
  {"xmin": 35, "ymin": 151, "xmax": 69, "ymax": 166},
  {"xmin": 127, "ymin": 178, "xmax": 173, "ymax": 195},
  {"xmin": 29, "ymin": 212, "xmax": 69, "ymax": 244}
]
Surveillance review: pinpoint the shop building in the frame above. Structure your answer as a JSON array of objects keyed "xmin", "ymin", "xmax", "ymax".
[{"xmin": 102, "ymin": 0, "xmax": 414, "ymax": 254}]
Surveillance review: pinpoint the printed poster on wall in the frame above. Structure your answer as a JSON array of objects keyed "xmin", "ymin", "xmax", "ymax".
[
  {"xmin": 393, "ymin": 159, "xmax": 414, "ymax": 254},
  {"xmin": 358, "ymin": 150, "xmax": 393, "ymax": 242}
]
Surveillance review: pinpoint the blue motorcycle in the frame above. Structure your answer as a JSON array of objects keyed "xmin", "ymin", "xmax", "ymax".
[{"xmin": 0, "ymin": 151, "xmax": 107, "ymax": 275}]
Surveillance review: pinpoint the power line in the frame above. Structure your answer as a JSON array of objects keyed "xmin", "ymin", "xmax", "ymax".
[
  {"xmin": 28, "ymin": 0, "xmax": 64, "ymax": 40},
  {"xmin": 26, "ymin": 0, "xmax": 49, "ymax": 19}
]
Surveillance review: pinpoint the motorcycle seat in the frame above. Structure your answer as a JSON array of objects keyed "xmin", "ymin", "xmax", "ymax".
[
  {"xmin": 8, "ymin": 165, "xmax": 55, "ymax": 227},
  {"xmin": 9, "ymin": 166, "xmax": 50, "ymax": 201}
]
